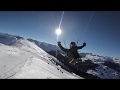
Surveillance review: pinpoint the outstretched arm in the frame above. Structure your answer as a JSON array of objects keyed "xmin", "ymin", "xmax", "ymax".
[
  {"xmin": 77, "ymin": 42, "xmax": 86, "ymax": 49},
  {"xmin": 57, "ymin": 41, "xmax": 67, "ymax": 52}
]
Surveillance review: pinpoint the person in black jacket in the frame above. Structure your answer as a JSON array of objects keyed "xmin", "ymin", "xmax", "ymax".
[{"xmin": 57, "ymin": 41, "xmax": 86, "ymax": 65}]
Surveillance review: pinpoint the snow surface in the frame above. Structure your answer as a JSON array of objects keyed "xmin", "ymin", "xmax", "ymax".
[
  {"xmin": 0, "ymin": 39, "xmax": 82, "ymax": 79},
  {"xmin": 83, "ymin": 55, "xmax": 120, "ymax": 79}
]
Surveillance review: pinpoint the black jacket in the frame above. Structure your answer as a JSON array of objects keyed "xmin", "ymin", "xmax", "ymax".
[{"xmin": 58, "ymin": 43, "xmax": 86, "ymax": 61}]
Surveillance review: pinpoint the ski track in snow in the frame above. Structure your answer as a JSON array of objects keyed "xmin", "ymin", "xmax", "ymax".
[{"xmin": 11, "ymin": 57, "xmax": 81, "ymax": 79}]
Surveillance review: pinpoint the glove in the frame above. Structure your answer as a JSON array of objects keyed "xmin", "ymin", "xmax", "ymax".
[
  {"xmin": 57, "ymin": 41, "xmax": 61, "ymax": 44},
  {"xmin": 83, "ymin": 42, "xmax": 86, "ymax": 47}
]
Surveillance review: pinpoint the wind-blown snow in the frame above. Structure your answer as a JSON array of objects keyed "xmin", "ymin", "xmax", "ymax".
[{"xmin": 0, "ymin": 37, "xmax": 81, "ymax": 79}]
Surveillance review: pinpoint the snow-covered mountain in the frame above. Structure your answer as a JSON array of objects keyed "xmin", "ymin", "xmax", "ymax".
[
  {"xmin": 27, "ymin": 38, "xmax": 62, "ymax": 52},
  {"xmin": 0, "ymin": 32, "xmax": 120, "ymax": 79},
  {"xmin": 0, "ymin": 32, "xmax": 81, "ymax": 79},
  {"xmin": 0, "ymin": 33, "xmax": 24, "ymax": 46},
  {"xmin": 28, "ymin": 38, "xmax": 120, "ymax": 79}
]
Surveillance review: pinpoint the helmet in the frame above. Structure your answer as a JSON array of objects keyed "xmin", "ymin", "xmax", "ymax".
[
  {"xmin": 70, "ymin": 42, "xmax": 76, "ymax": 46},
  {"xmin": 70, "ymin": 42, "xmax": 76, "ymax": 48}
]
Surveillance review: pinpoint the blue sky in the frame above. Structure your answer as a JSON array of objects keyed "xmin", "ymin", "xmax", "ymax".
[{"xmin": 0, "ymin": 11, "xmax": 120, "ymax": 59}]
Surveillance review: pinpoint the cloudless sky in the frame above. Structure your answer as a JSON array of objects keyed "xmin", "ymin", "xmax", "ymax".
[{"xmin": 0, "ymin": 11, "xmax": 120, "ymax": 59}]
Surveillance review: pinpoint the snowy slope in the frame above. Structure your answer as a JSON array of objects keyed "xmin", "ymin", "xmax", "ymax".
[
  {"xmin": 12, "ymin": 56, "xmax": 80, "ymax": 79},
  {"xmin": 77, "ymin": 53, "xmax": 120, "ymax": 79},
  {"xmin": 87, "ymin": 64, "xmax": 120, "ymax": 79},
  {"xmin": 0, "ymin": 33, "xmax": 81, "ymax": 79}
]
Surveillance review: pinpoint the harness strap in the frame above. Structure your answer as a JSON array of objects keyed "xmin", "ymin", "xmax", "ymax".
[
  {"xmin": 69, "ymin": 58, "xmax": 81, "ymax": 64},
  {"xmin": 69, "ymin": 59, "xmax": 74, "ymax": 64}
]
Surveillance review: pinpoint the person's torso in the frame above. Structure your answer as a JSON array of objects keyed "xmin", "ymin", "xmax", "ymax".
[{"xmin": 66, "ymin": 46, "xmax": 80, "ymax": 60}]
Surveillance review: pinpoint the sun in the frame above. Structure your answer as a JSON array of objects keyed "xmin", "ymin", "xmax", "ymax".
[{"xmin": 56, "ymin": 28, "xmax": 62, "ymax": 35}]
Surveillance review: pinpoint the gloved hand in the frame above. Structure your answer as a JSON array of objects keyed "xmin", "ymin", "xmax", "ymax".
[
  {"xmin": 83, "ymin": 42, "xmax": 86, "ymax": 47},
  {"xmin": 57, "ymin": 41, "xmax": 61, "ymax": 44}
]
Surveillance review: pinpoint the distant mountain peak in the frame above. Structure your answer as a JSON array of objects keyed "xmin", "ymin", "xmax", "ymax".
[
  {"xmin": 27, "ymin": 38, "xmax": 62, "ymax": 52},
  {"xmin": 0, "ymin": 32, "xmax": 24, "ymax": 46}
]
